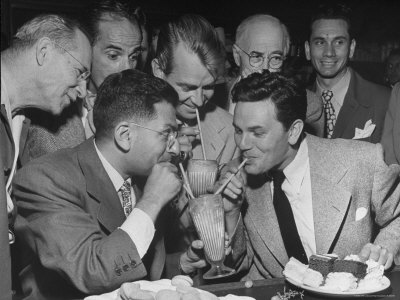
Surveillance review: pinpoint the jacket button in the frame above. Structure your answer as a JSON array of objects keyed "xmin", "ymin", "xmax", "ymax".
[
  {"xmin": 4, "ymin": 167, "xmax": 11, "ymax": 176},
  {"xmin": 122, "ymin": 264, "xmax": 130, "ymax": 272},
  {"xmin": 130, "ymin": 260, "xmax": 136, "ymax": 268},
  {"xmin": 115, "ymin": 267, "xmax": 122, "ymax": 276}
]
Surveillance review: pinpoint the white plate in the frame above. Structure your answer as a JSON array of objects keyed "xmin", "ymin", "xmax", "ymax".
[{"xmin": 285, "ymin": 276, "xmax": 390, "ymax": 297}]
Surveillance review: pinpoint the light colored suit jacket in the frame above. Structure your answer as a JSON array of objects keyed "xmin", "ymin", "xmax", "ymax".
[
  {"xmin": 13, "ymin": 139, "xmax": 165, "ymax": 300},
  {"xmin": 310, "ymin": 68, "xmax": 391, "ymax": 143},
  {"xmin": 381, "ymin": 83, "xmax": 400, "ymax": 165},
  {"xmin": 231, "ymin": 134, "xmax": 400, "ymax": 280}
]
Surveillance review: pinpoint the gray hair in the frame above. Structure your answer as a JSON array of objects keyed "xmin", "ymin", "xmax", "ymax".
[
  {"xmin": 236, "ymin": 14, "xmax": 291, "ymax": 56},
  {"xmin": 13, "ymin": 14, "xmax": 88, "ymax": 52}
]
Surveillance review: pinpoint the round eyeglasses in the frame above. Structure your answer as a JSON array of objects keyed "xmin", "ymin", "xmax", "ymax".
[
  {"xmin": 128, "ymin": 121, "xmax": 178, "ymax": 150},
  {"xmin": 234, "ymin": 44, "xmax": 285, "ymax": 70}
]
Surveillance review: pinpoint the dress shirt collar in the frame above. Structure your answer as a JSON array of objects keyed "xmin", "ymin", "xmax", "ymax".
[
  {"xmin": 93, "ymin": 140, "xmax": 130, "ymax": 192},
  {"xmin": 282, "ymin": 137, "xmax": 309, "ymax": 196},
  {"xmin": 1, "ymin": 76, "xmax": 12, "ymax": 124},
  {"xmin": 316, "ymin": 68, "xmax": 351, "ymax": 107}
]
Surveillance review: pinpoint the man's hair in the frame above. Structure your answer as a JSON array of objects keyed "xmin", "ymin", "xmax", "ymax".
[
  {"xmin": 309, "ymin": 3, "xmax": 354, "ymax": 39},
  {"xmin": 236, "ymin": 14, "xmax": 291, "ymax": 56},
  {"xmin": 83, "ymin": 0, "xmax": 144, "ymax": 45},
  {"xmin": 232, "ymin": 71, "xmax": 307, "ymax": 131},
  {"xmin": 12, "ymin": 14, "xmax": 88, "ymax": 52},
  {"xmin": 93, "ymin": 69, "xmax": 178, "ymax": 138},
  {"xmin": 155, "ymin": 14, "xmax": 225, "ymax": 80}
]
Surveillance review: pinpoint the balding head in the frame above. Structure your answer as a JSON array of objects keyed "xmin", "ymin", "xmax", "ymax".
[{"xmin": 233, "ymin": 14, "xmax": 290, "ymax": 77}]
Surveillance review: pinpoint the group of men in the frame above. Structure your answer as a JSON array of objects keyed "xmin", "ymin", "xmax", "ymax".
[{"xmin": 1, "ymin": 1, "xmax": 399, "ymax": 300}]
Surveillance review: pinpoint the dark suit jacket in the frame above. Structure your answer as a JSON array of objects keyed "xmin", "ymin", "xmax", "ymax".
[
  {"xmin": 310, "ymin": 68, "xmax": 391, "ymax": 143},
  {"xmin": 381, "ymin": 83, "xmax": 400, "ymax": 165},
  {"xmin": 1, "ymin": 103, "xmax": 30, "ymax": 300},
  {"xmin": 230, "ymin": 135, "xmax": 400, "ymax": 280},
  {"xmin": 13, "ymin": 139, "xmax": 165, "ymax": 300}
]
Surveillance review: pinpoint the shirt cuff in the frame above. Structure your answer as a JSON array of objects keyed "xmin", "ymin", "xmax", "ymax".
[{"xmin": 120, "ymin": 208, "xmax": 155, "ymax": 258}]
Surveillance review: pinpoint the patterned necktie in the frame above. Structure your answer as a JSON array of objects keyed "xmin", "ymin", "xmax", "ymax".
[
  {"xmin": 272, "ymin": 171, "xmax": 308, "ymax": 264},
  {"xmin": 322, "ymin": 90, "xmax": 336, "ymax": 139},
  {"xmin": 120, "ymin": 180, "xmax": 132, "ymax": 217}
]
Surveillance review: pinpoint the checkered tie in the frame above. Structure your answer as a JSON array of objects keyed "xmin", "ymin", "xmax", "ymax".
[
  {"xmin": 322, "ymin": 90, "xmax": 336, "ymax": 139},
  {"xmin": 120, "ymin": 180, "xmax": 132, "ymax": 217}
]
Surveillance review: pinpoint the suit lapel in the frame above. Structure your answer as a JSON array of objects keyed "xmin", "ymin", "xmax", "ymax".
[
  {"xmin": 77, "ymin": 139, "xmax": 125, "ymax": 233},
  {"xmin": 201, "ymin": 117, "xmax": 226, "ymax": 163},
  {"xmin": 307, "ymin": 135, "xmax": 352, "ymax": 254},
  {"xmin": 246, "ymin": 176, "xmax": 288, "ymax": 266}
]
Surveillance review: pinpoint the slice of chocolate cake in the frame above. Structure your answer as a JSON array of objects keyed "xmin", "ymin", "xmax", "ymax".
[
  {"xmin": 333, "ymin": 260, "xmax": 367, "ymax": 279},
  {"xmin": 309, "ymin": 254, "xmax": 337, "ymax": 277}
]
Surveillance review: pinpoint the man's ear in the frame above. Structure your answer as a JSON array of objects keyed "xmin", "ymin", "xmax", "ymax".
[
  {"xmin": 152, "ymin": 58, "xmax": 165, "ymax": 79},
  {"xmin": 288, "ymin": 119, "xmax": 304, "ymax": 146},
  {"xmin": 304, "ymin": 41, "xmax": 311, "ymax": 61},
  {"xmin": 232, "ymin": 44, "xmax": 241, "ymax": 67},
  {"xmin": 114, "ymin": 122, "xmax": 133, "ymax": 152},
  {"xmin": 36, "ymin": 37, "xmax": 53, "ymax": 66},
  {"xmin": 349, "ymin": 39, "xmax": 356, "ymax": 59}
]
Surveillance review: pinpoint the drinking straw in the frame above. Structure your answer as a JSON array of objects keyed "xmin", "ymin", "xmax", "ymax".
[
  {"xmin": 179, "ymin": 163, "xmax": 195, "ymax": 199},
  {"xmin": 214, "ymin": 158, "xmax": 248, "ymax": 195},
  {"xmin": 196, "ymin": 108, "xmax": 207, "ymax": 160}
]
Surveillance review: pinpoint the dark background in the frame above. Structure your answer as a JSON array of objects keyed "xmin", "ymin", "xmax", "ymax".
[{"xmin": 2, "ymin": 0, "xmax": 400, "ymax": 85}]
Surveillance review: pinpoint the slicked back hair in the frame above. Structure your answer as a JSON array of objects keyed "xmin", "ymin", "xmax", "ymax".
[
  {"xmin": 93, "ymin": 69, "xmax": 178, "ymax": 139},
  {"xmin": 309, "ymin": 3, "xmax": 354, "ymax": 40},
  {"xmin": 12, "ymin": 14, "xmax": 88, "ymax": 53},
  {"xmin": 155, "ymin": 14, "xmax": 225, "ymax": 80},
  {"xmin": 232, "ymin": 71, "xmax": 307, "ymax": 131},
  {"xmin": 82, "ymin": 0, "xmax": 144, "ymax": 45}
]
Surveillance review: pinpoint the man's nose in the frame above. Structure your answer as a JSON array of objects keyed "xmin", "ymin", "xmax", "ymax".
[
  {"xmin": 238, "ymin": 133, "xmax": 251, "ymax": 151},
  {"xmin": 191, "ymin": 89, "xmax": 204, "ymax": 108},
  {"xmin": 76, "ymin": 80, "xmax": 88, "ymax": 99},
  {"xmin": 323, "ymin": 43, "xmax": 335, "ymax": 57},
  {"xmin": 168, "ymin": 137, "xmax": 180, "ymax": 156}
]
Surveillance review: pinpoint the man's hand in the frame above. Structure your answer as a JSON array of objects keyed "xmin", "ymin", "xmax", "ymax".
[
  {"xmin": 358, "ymin": 243, "xmax": 394, "ymax": 270},
  {"xmin": 177, "ymin": 126, "xmax": 199, "ymax": 161},
  {"xmin": 137, "ymin": 162, "xmax": 182, "ymax": 222}
]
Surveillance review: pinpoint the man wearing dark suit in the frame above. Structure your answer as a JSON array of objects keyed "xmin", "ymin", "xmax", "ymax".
[
  {"xmin": 305, "ymin": 4, "xmax": 390, "ymax": 142},
  {"xmin": 181, "ymin": 71, "xmax": 400, "ymax": 279},
  {"xmin": 24, "ymin": 0, "xmax": 144, "ymax": 161},
  {"xmin": 1, "ymin": 15, "xmax": 91, "ymax": 299},
  {"xmin": 13, "ymin": 69, "xmax": 182, "ymax": 299}
]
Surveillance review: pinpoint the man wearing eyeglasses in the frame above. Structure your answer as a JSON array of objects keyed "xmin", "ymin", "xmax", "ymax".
[
  {"xmin": 226, "ymin": 14, "xmax": 290, "ymax": 115},
  {"xmin": 0, "ymin": 14, "xmax": 91, "ymax": 299},
  {"xmin": 24, "ymin": 0, "xmax": 144, "ymax": 162},
  {"xmin": 13, "ymin": 69, "xmax": 182, "ymax": 300}
]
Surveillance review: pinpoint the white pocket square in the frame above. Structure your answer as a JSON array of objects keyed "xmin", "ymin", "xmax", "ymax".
[
  {"xmin": 353, "ymin": 119, "xmax": 376, "ymax": 139},
  {"xmin": 355, "ymin": 207, "xmax": 368, "ymax": 221}
]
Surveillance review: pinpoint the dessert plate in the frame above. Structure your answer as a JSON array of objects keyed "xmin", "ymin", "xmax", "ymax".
[{"xmin": 285, "ymin": 276, "xmax": 390, "ymax": 297}]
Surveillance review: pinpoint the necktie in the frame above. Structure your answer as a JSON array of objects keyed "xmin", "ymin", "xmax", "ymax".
[
  {"xmin": 272, "ymin": 171, "xmax": 308, "ymax": 264},
  {"xmin": 322, "ymin": 90, "xmax": 336, "ymax": 139},
  {"xmin": 120, "ymin": 180, "xmax": 133, "ymax": 217}
]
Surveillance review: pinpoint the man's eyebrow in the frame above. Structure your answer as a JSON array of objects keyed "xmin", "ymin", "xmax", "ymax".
[{"xmin": 176, "ymin": 82, "xmax": 198, "ymax": 90}]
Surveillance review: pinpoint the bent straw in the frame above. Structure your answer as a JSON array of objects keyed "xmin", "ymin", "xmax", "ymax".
[
  {"xmin": 179, "ymin": 163, "xmax": 195, "ymax": 199},
  {"xmin": 214, "ymin": 158, "xmax": 248, "ymax": 195},
  {"xmin": 196, "ymin": 108, "xmax": 207, "ymax": 160}
]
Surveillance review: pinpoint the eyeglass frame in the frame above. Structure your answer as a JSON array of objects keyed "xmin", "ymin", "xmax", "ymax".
[
  {"xmin": 127, "ymin": 121, "xmax": 178, "ymax": 150},
  {"xmin": 52, "ymin": 41, "xmax": 91, "ymax": 82},
  {"xmin": 234, "ymin": 43, "xmax": 285, "ymax": 70}
]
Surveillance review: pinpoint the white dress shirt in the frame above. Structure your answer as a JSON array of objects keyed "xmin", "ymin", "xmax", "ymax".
[
  {"xmin": 1, "ymin": 77, "xmax": 25, "ymax": 215},
  {"xmin": 270, "ymin": 138, "xmax": 316, "ymax": 258},
  {"xmin": 94, "ymin": 141, "xmax": 155, "ymax": 258},
  {"xmin": 316, "ymin": 68, "xmax": 351, "ymax": 118}
]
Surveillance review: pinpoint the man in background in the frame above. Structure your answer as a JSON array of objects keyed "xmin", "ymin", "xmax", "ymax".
[
  {"xmin": 24, "ymin": 0, "xmax": 144, "ymax": 160},
  {"xmin": 14, "ymin": 69, "xmax": 182, "ymax": 300},
  {"xmin": 1, "ymin": 14, "xmax": 91, "ymax": 299},
  {"xmin": 228, "ymin": 14, "xmax": 324, "ymax": 136},
  {"xmin": 305, "ymin": 3, "xmax": 390, "ymax": 142},
  {"xmin": 384, "ymin": 48, "xmax": 400, "ymax": 87}
]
